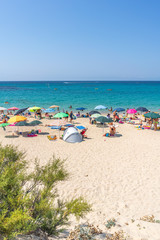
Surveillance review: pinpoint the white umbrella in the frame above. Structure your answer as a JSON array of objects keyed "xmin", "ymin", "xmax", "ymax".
[{"xmin": 95, "ymin": 105, "xmax": 107, "ymax": 110}]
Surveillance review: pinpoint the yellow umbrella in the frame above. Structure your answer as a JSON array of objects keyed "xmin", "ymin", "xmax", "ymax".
[
  {"xmin": 28, "ymin": 106, "xmax": 41, "ymax": 112},
  {"xmin": 8, "ymin": 116, "xmax": 27, "ymax": 123},
  {"xmin": 49, "ymin": 105, "xmax": 59, "ymax": 108}
]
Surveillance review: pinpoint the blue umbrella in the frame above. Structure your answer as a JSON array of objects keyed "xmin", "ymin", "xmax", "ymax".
[
  {"xmin": 50, "ymin": 126, "xmax": 61, "ymax": 129},
  {"xmin": 76, "ymin": 125, "xmax": 85, "ymax": 130},
  {"xmin": 95, "ymin": 105, "xmax": 107, "ymax": 110},
  {"xmin": 76, "ymin": 107, "xmax": 87, "ymax": 111},
  {"xmin": 136, "ymin": 107, "xmax": 148, "ymax": 112},
  {"xmin": 64, "ymin": 124, "xmax": 74, "ymax": 127},
  {"xmin": 113, "ymin": 107, "xmax": 125, "ymax": 112},
  {"xmin": 43, "ymin": 108, "xmax": 55, "ymax": 113},
  {"xmin": 144, "ymin": 112, "xmax": 160, "ymax": 119},
  {"xmin": 14, "ymin": 107, "xmax": 28, "ymax": 115},
  {"xmin": 89, "ymin": 110, "xmax": 101, "ymax": 115}
]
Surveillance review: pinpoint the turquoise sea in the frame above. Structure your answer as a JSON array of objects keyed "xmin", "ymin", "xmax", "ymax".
[{"xmin": 0, "ymin": 81, "xmax": 160, "ymax": 111}]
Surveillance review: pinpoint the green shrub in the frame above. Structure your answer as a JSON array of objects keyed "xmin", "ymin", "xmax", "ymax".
[{"xmin": 0, "ymin": 144, "xmax": 91, "ymax": 239}]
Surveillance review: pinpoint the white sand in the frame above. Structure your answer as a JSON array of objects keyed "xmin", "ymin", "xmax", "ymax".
[{"xmin": 1, "ymin": 117, "xmax": 160, "ymax": 239}]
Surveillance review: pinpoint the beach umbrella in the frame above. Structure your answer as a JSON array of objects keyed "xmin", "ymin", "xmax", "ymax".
[
  {"xmin": 96, "ymin": 116, "xmax": 113, "ymax": 132},
  {"xmin": 96, "ymin": 116, "xmax": 113, "ymax": 123},
  {"xmin": 50, "ymin": 126, "xmax": 61, "ymax": 129},
  {"xmin": 8, "ymin": 107, "xmax": 19, "ymax": 111},
  {"xmin": 127, "ymin": 109, "xmax": 137, "ymax": 114},
  {"xmin": 95, "ymin": 105, "xmax": 107, "ymax": 110},
  {"xmin": 8, "ymin": 116, "xmax": 27, "ymax": 123},
  {"xmin": 15, "ymin": 121, "xmax": 30, "ymax": 126},
  {"xmin": 53, "ymin": 112, "xmax": 68, "ymax": 118},
  {"xmin": 0, "ymin": 123, "xmax": 11, "ymax": 127},
  {"xmin": 136, "ymin": 107, "xmax": 148, "ymax": 112},
  {"xmin": 113, "ymin": 107, "xmax": 125, "ymax": 112},
  {"xmin": 89, "ymin": 110, "xmax": 101, "ymax": 115},
  {"xmin": 144, "ymin": 112, "xmax": 160, "ymax": 119},
  {"xmin": 64, "ymin": 124, "xmax": 74, "ymax": 127},
  {"xmin": 43, "ymin": 108, "xmax": 55, "ymax": 113},
  {"xmin": 49, "ymin": 105, "xmax": 59, "ymax": 108},
  {"xmin": 28, "ymin": 106, "xmax": 41, "ymax": 112},
  {"xmin": 29, "ymin": 120, "xmax": 42, "ymax": 126},
  {"xmin": 15, "ymin": 107, "xmax": 28, "ymax": 115},
  {"xmin": 8, "ymin": 123, "xmax": 17, "ymax": 127},
  {"xmin": 0, "ymin": 122, "xmax": 11, "ymax": 131},
  {"xmin": 76, "ymin": 125, "xmax": 85, "ymax": 130},
  {"xmin": 91, "ymin": 113, "xmax": 101, "ymax": 118},
  {"xmin": 0, "ymin": 107, "xmax": 7, "ymax": 111},
  {"xmin": 76, "ymin": 107, "xmax": 87, "ymax": 111}
]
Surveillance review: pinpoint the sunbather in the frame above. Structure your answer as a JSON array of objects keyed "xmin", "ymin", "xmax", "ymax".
[{"xmin": 80, "ymin": 128, "xmax": 88, "ymax": 138}]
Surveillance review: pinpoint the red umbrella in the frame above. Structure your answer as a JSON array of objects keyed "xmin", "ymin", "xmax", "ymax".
[
  {"xmin": 8, "ymin": 107, "xmax": 19, "ymax": 111},
  {"xmin": 127, "ymin": 109, "xmax": 137, "ymax": 114}
]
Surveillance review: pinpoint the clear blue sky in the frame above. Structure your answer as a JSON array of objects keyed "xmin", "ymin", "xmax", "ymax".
[{"xmin": 0, "ymin": 0, "xmax": 160, "ymax": 81}]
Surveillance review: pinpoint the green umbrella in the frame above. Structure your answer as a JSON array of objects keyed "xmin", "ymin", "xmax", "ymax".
[
  {"xmin": 53, "ymin": 112, "xmax": 68, "ymax": 119},
  {"xmin": 15, "ymin": 121, "xmax": 30, "ymax": 126},
  {"xmin": 96, "ymin": 116, "xmax": 113, "ymax": 132},
  {"xmin": 96, "ymin": 116, "xmax": 113, "ymax": 123},
  {"xmin": 0, "ymin": 123, "xmax": 11, "ymax": 127},
  {"xmin": 29, "ymin": 106, "xmax": 41, "ymax": 112},
  {"xmin": 91, "ymin": 113, "xmax": 101, "ymax": 118},
  {"xmin": 29, "ymin": 120, "xmax": 42, "ymax": 126},
  {"xmin": 144, "ymin": 112, "xmax": 160, "ymax": 119}
]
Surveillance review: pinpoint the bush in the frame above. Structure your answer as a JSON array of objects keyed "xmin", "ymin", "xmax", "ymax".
[{"xmin": 0, "ymin": 144, "xmax": 91, "ymax": 239}]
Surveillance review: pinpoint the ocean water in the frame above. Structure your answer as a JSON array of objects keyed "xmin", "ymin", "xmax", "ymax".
[{"xmin": 0, "ymin": 81, "xmax": 160, "ymax": 111}]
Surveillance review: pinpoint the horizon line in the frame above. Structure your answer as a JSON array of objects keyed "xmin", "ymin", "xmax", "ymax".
[{"xmin": 0, "ymin": 80, "xmax": 160, "ymax": 82}]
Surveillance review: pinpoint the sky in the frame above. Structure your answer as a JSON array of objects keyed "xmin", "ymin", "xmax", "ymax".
[{"xmin": 0, "ymin": 0, "xmax": 160, "ymax": 81}]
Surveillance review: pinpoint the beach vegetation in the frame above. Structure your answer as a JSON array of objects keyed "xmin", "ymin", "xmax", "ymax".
[
  {"xmin": 0, "ymin": 144, "xmax": 91, "ymax": 239},
  {"xmin": 140, "ymin": 215, "xmax": 160, "ymax": 224},
  {"xmin": 106, "ymin": 230, "xmax": 127, "ymax": 240},
  {"xmin": 67, "ymin": 224, "xmax": 102, "ymax": 240},
  {"xmin": 105, "ymin": 219, "xmax": 116, "ymax": 229}
]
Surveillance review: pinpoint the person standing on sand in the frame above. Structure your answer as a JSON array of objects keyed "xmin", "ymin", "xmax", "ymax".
[
  {"xmin": 69, "ymin": 111, "xmax": 74, "ymax": 123},
  {"xmin": 113, "ymin": 110, "xmax": 117, "ymax": 121},
  {"xmin": 153, "ymin": 118, "xmax": 158, "ymax": 131},
  {"xmin": 65, "ymin": 111, "xmax": 69, "ymax": 121},
  {"xmin": 126, "ymin": 108, "xmax": 129, "ymax": 118}
]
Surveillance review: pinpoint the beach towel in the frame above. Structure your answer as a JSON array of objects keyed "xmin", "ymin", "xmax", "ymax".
[
  {"xmin": 27, "ymin": 134, "xmax": 37, "ymax": 137},
  {"xmin": 47, "ymin": 135, "xmax": 57, "ymax": 141}
]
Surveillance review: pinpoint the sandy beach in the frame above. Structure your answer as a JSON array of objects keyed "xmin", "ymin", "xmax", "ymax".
[{"xmin": 1, "ymin": 115, "xmax": 160, "ymax": 240}]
